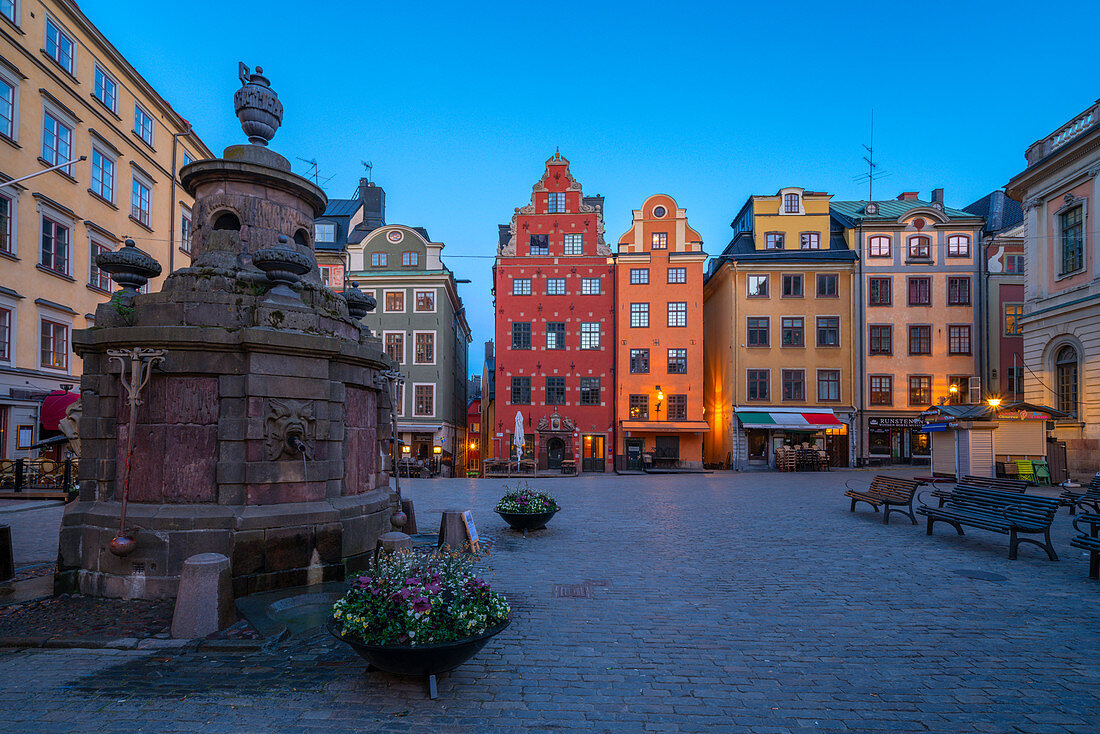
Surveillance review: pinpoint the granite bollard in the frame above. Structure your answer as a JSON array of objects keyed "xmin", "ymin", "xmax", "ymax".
[{"xmin": 171, "ymin": 552, "xmax": 235, "ymax": 639}]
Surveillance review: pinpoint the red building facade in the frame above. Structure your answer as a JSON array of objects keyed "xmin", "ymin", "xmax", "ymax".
[{"xmin": 493, "ymin": 151, "xmax": 615, "ymax": 472}]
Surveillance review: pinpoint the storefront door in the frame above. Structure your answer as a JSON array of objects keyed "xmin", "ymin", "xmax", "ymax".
[
  {"xmin": 582, "ymin": 435, "xmax": 605, "ymax": 473},
  {"xmin": 624, "ymin": 438, "xmax": 644, "ymax": 470},
  {"xmin": 546, "ymin": 437, "xmax": 564, "ymax": 470},
  {"xmin": 747, "ymin": 430, "xmax": 768, "ymax": 463}
]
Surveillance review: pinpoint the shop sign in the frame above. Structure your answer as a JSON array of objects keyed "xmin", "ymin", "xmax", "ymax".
[{"xmin": 868, "ymin": 417, "xmax": 924, "ymax": 429}]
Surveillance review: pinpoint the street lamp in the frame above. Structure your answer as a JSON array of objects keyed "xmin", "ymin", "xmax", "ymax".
[
  {"xmin": 988, "ymin": 397, "xmax": 1002, "ymax": 408},
  {"xmin": 655, "ymin": 385, "xmax": 664, "ymax": 421}
]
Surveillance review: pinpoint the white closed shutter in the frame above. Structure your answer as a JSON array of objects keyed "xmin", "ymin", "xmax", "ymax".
[
  {"xmin": 932, "ymin": 431, "xmax": 955, "ymax": 476},
  {"xmin": 993, "ymin": 420, "xmax": 1044, "ymax": 457}
]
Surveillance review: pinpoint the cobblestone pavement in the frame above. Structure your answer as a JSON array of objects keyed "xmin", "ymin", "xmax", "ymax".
[{"xmin": 2, "ymin": 470, "xmax": 1099, "ymax": 733}]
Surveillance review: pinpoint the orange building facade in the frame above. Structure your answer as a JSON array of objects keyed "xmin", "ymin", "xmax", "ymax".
[{"xmin": 615, "ymin": 195, "xmax": 708, "ymax": 470}]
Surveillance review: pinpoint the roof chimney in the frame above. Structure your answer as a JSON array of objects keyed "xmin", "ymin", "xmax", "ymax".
[
  {"xmin": 485, "ymin": 340, "xmax": 494, "ymax": 360},
  {"xmin": 358, "ymin": 178, "xmax": 385, "ymax": 230},
  {"xmin": 897, "ymin": 191, "xmax": 919, "ymax": 201},
  {"xmin": 931, "ymin": 188, "xmax": 944, "ymax": 206}
]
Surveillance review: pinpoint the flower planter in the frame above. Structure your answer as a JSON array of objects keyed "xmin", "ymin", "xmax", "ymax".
[
  {"xmin": 496, "ymin": 510, "xmax": 558, "ymax": 533},
  {"xmin": 327, "ymin": 617, "xmax": 510, "ymax": 698}
]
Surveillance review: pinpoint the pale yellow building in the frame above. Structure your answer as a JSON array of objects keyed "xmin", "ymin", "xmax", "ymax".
[{"xmin": 0, "ymin": 0, "xmax": 211, "ymax": 458}]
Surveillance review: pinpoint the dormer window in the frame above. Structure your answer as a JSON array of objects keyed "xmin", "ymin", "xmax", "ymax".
[
  {"xmin": 371, "ymin": 252, "xmax": 387, "ymax": 267},
  {"xmin": 765, "ymin": 233, "xmax": 784, "ymax": 250},
  {"xmin": 402, "ymin": 251, "xmax": 419, "ymax": 266},
  {"xmin": 547, "ymin": 192, "xmax": 566, "ymax": 214},
  {"xmin": 315, "ymin": 222, "xmax": 335, "ymax": 243},
  {"xmin": 783, "ymin": 193, "xmax": 800, "ymax": 213}
]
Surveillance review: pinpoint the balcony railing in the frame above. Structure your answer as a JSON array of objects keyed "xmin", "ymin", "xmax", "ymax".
[{"xmin": 1026, "ymin": 100, "xmax": 1099, "ymax": 165}]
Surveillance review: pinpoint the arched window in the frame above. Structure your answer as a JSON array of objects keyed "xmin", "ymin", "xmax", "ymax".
[
  {"xmin": 783, "ymin": 193, "xmax": 800, "ymax": 213},
  {"xmin": 1055, "ymin": 346, "xmax": 1078, "ymax": 418},
  {"xmin": 907, "ymin": 235, "xmax": 930, "ymax": 259},
  {"xmin": 947, "ymin": 234, "xmax": 970, "ymax": 257},
  {"xmin": 868, "ymin": 235, "xmax": 891, "ymax": 257}
]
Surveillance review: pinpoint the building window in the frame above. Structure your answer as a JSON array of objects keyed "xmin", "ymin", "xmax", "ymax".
[
  {"xmin": 947, "ymin": 234, "xmax": 970, "ymax": 257},
  {"xmin": 1005, "ymin": 255, "xmax": 1024, "ymax": 273},
  {"xmin": 511, "ymin": 376, "xmax": 531, "ymax": 405},
  {"xmin": 667, "ymin": 394, "xmax": 687, "ymax": 421},
  {"xmin": 816, "ymin": 274, "xmax": 838, "ymax": 298},
  {"xmin": 579, "ymin": 377, "xmax": 600, "ymax": 405},
  {"xmin": 40, "ymin": 217, "xmax": 69, "ymax": 274},
  {"xmin": 667, "ymin": 302, "xmax": 687, "ymax": 327},
  {"xmin": 629, "ymin": 348, "xmax": 649, "ymax": 374},
  {"xmin": 0, "ymin": 76, "xmax": 15, "ymax": 140},
  {"xmin": 781, "ymin": 317, "xmax": 803, "ymax": 347},
  {"xmin": 765, "ymin": 232, "xmax": 784, "ymax": 249},
  {"xmin": 747, "ymin": 370, "xmax": 769, "ymax": 401},
  {"xmin": 907, "ymin": 277, "xmax": 931, "ymax": 306},
  {"xmin": 131, "ymin": 177, "xmax": 151, "ymax": 227},
  {"xmin": 651, "ymin": 232, "xmax": 668, "ymax": 250},
  {"xmin": 948, "ymin": 376, "xmax": 969, "ymax": 405},
  {"xmin": 869, "ymin": 235, "xmax": 891, "ymax": 257},
  {"xmin": 907, "ymin": 235, "xmax": 930, "ymax": 259},
  {"xmin": 1060, "ymin": 206, "xmax": 1084, "ymax": 274},
  {"xmin": 415, "ymin": 290, "xmax": 435, "ymax": 311},
  {"xmin": 318, "ymin": 265, "xmax": 333, "ymax": 287},
  {"xmin": 180, "ymin": 206, "xmax": 193, "ymax": 253},
  {"xmin": 630, "ymin": 303, "xmax": 649, "ymax": 328},
  {"xmin": 580, "ymin": 322, "xmax": 600, "ymax": 350},
  {"xmin": 563, "ymin": 233, "xmax": 583, "ymax": 255},
  {"xmin": 384, "ymin": 291, "xmax": 404, "ymax": 312},
  {"xmin": 870, "ymin": 375, "xmax": 892, "ymax": 405},
  {"xmin": 41, "ymin": 319, "xmax": 68, "ymax": 370},
  {"xmin": 0, "ymin": 306, "xmax": 9, "ymax": 362},
  {"xmin": 42, "ymin": 111, "xmax": 73, "ymax": 173},
  {"xmin": 948, "ymin": 277, "xmax": 971, "ymax": 305},
  {"xmin": 869, "ymin": 325, "xmax": 892, "ymax": 355},
  {"xmin": 547, "ymin": 192, "xmax": 565, "ymax": 214},
  {"xmin": 908, "ymin": 325, "xmax": 931, "ymax": 355},
  {"xmin": 816, "ymin": 316, "xmax": 839, "ymax": 347},
  {"xmin": 414, "ymin": 384, "xmax": 434, "ymax": 416},
  {"xmin": 93, "ymin": 65, "xmax": 117, "ymax": 112},
  {"xmin": 89, "ymin": 240, "xmax": 112, "ymax": 291},
  {"xmin": 782, "ymin": 274, "xmax": 803, "ymax": 297},
  {"xmin": 667, "ymin": 267, "xmax": 686, "ymax": 284},
  {"xmin": 581, "ymin": 278, "xmax": 601, "ymax": 295},
  {"xmin": 402, "ymin": 251, "xmax": 419, "ymax": 266},
  {"xmin": 629, "ymin": 268, "xmax": 649, "ymax": 285},
  {"xmin": 546, "ymin": 278, "xmax": 566, "ymax": 295},
  {"xmin": 747, "ymin": 275, "xmax": 768, "ymax": 297},
  {"xmin": 869, "ymin": 277, "xmax": 891, "ymax": 305},
  {"xmin": 134, "ymin": 103, "xmax": 154, "ymax": 146},
  {"xmin": 1004, "ymin": 304, "xmax": 1023, "ymax": 335},
  {"xmin": 0, "ymin": 193, "xmax": 12, "ymax": 254},
  {"xmin": 512, "ymin": 278, "xmax": 532, "ymax": 295},
  {"xmin": 783, "ymin": 193, "xmax": 799, "ymax": 213},
  {"xmin": 1, "ymin": 0, "xmax": 14, "ymax": 24},
  {"xmin": 546, "ymin": 376, "xmax": 566, "ymax": 405},
  {"xmin": 529, "ymin": 234, "xmax": 549, "ymax": 256},
  {"xmin": 384, "ymin": 333, "xmax": 404, "ymax": 363},
  {"xmin": 315, "ymin": 222, "xmax": 335, "ymax": 242},
  {"xmin": 782, "ymin": 369, "xmax": 805, "ymax": 401},
  {"xmin": 797, "ymin": 232, "xmax": 820, "ymax": 250},
  {"xmin": 667, "ymin": 348, "xmax": 686, "ymax": 374},
  {"xmin": 393, "ymin": 382, "xmax": 405, "ymax": 416},
  {"xmin": 1006, "ymin": 366, "xmax": 1024, "ymax": 397},
  {"xmin": 629, "ymin": 394, "xmax": 648, "ymax": 420},
  {"xmin": 371, "ymin": 252, "xmax": 387, "ymax": 267},
  {"xmin": 817, "ymin": 370, "xmax": 840, "ymax": 402},
  {"xmin": 414, "ymin": 332, "xmax": 434, "ymax": 364},
  {"xmin": 948, "ymin": 325, "xmax": 971, "ymax": 355},
  {"xmin": 511, "ymin": 322, "xmax": 532, "ymax": 350},
  {"xmin": 747, "ymin": 317, "xmax": 769, "ymax": 347},
  {"xmin": 909, "ymin": 375, "xmax": 932, "ymax": 406},
  {"xmin": 546, "ymin": 322, "xmax": 565, "ymax": 349},
  {"xmin": 90, "ymin": 148, "xmax": 115, "ymax": 202},
  {"xmin": 45, "ymin": 17, "xmax": 74, "ymax": 74}
]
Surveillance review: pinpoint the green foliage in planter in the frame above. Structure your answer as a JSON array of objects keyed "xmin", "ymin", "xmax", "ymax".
[{"xmin": 495, "ymin": 482, "xmax": 560, "ymax": 514}]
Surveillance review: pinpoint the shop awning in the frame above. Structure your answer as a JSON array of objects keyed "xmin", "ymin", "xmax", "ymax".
[
  {"xmin": 802, "ymin": 413, "xmax": 843, "ymax": 426},
  {"xmin": 921, "ymin": 422, "xmax": 949, "ymax": 432},
  {"xmin": 736, "ymin": 410, "xmax": 843, "ymax": 430},
  {"xmin": 40, "ymin": 390, "xmax": 79, "ymax": 431}
]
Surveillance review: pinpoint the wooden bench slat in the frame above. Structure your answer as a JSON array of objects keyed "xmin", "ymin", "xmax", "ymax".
[
  {"xmin": 917, "ymin": 485, "xmax": 1059, "ymax": 561},
  {"xmin": 845, "ymin": 475, "xmax": 923, "ymax": 525}
]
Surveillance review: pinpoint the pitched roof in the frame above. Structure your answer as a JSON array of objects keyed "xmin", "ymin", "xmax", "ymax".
[
  {"xmin": 963, "ymin": 191, "xmax": 1024, "ymax": 234},
  {"xmin": 829, "ymin": 199, "xmax": 978, "ymax": 221},
  {"xmin": 321, "ymin": 198, "xmax": 360, "ymax": 218}
]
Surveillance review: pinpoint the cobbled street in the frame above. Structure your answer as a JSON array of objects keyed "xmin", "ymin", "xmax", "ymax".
[{"xmin": 2, "ymin": 470, "xmax": 1099, "ymax": 733}]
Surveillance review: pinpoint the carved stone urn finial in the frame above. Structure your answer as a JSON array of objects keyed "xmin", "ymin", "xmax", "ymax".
[
  {"xmin": 252, "ymin": 235, "xmax": 312, "ymax": 305},
  {"xmin": 343, "ymin": 281, "xmax": 376, "ymax": 320},
  {"xmin": 235, "ymin": 63, "xmax": 283, "ymax": 146},
  {"xmin": 96, "ymin": 238, "xmax": 162, "ymax": 301}
]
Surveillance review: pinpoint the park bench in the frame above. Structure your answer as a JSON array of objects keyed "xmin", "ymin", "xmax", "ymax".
[
  {"xmin": 928, "ymin": 475, "xmax": 1029, "ymax": 508},
  {"xmin": 844, "ymin": 475, "xmax": 923, "ymax": 525},
  {"xmin": 1059, "ymin": 474, "xmax": 1100, "ymax": 515},
  {"xmin": 1070, "ymin": 513, "xmax": 1100, "ymax": 579},
  {"xmin": 917, "ymin": 485, "xmax": 1060, "ymax": 561}
]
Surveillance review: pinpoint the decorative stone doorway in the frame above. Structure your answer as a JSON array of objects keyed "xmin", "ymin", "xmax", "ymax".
[{"xmin": 546, "ymin": 438, "xmax": 565, "ymax": 470}]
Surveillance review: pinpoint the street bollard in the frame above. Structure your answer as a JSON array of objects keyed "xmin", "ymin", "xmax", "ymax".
[{"xmin": 0, "ymin": 524, "xmax": 13, "ymax": 582}]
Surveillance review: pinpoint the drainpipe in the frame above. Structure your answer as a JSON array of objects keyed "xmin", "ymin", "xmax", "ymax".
[
  {"xmin": 981, "ymin": 232, "xmax": 996, "ymax": 401},
  {"xmin": 856, "ymin": 223, "xmax": 865, "ymax": 466},
  {"xmin": 168, "ymin": 124, "xmax": 193, "ymax": 275}
]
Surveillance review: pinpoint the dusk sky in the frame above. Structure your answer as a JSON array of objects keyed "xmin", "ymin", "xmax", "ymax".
[{"xmin": 83, "ymin": 0, "xmax": 1100, "ymax": 372}]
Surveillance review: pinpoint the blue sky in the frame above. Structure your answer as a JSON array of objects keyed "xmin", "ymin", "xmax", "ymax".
[{"xmin": 84, "ymin": 0, "xmax": 1099, "ymax": 372}]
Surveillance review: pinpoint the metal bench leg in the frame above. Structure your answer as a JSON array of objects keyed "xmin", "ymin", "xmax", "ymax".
[
  {"xmin": 883, "ymin": 506, "xmax": 891, "ymax": 525},
  {"xmin": 1009, "ymin": 529, "xmax": 1019, "ymax": 560},
  {"xmin": 904, "ymin": 501, "xmax": 917, "ymax": 526},
  {"xmin": 1090, "ymin": 551, "xmax": 1099, "ymax": 580},
  {"xmin": 850, "ymin": 498, "xmax": 858, "ymax": 513}
]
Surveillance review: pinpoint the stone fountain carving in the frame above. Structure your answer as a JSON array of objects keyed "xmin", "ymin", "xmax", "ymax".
[{"xmin": 57, "ymin": 65, "xmax": 397, "ymax": 600}]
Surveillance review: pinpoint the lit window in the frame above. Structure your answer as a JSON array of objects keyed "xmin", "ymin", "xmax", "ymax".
[
  {"xmin": 45, "ymin": 18, "xmax": 74, "ymax": 74},
  {"xmin": 947, "ymin": 234, "xmax": 970, "ymax": 257},
  {"xmin": 630, "ymin": 269, "xmax": 649, "ymax": 285},
  {"xmin": 580, "ymin": 322, "xmax": 600, "ymax": 350},
  {"xmin": 134, "ymin": 104, "xmax": 154, "ymax": 146},
  {"xmin": 93, "ymin": 65, "xmax": 117, "ymax": 112},
  {"xmin": 868, "ymin": 235, "xmax": 891, "ymax": 257},
  {"xmin": 667, "ymin": 267, "xmax": 686, "ymax": 284},
  {"xmin": 315, "ymin": 223, "xmax": 335, "ymax": 242},
  {"xmin": 667, "ymin": 349, "xmax": 686, "ymax": 374},
  {"xmin": 90, "ymin": 148, "xmax": 115, "ymax": 202},
  {"xmin": 131, "ymin": 177, "xmax": 151, "ymax": 227},
  {"xmin": 546, "ymin": 278, "xmax": 566, "ymax": 295},
  {"xmin": 42, "ymin": 111, "xmax": 73, "ymax": 174},
  {"xmin": 581, "ymin": 278, "xmax": 600, "ymax": 295},
  {"xmin": 800, "ymin": 232, "xmax": 820, "ymax": 249},
  {"xmin": 547, "ymin": 192, "xmax": 566, "ymax": 213},
  {"xmin": 651, "ymin": 232, "xmax": 668, "ymax": 249},
  {"xmin": 415, "ymin": 290, "xmax": 435, "ymax": 311},
  {"xmin": 40, "ymin": 217, "xmax": 69, "ymax": 274},
  {"xmin": 629, "ymin": 395, "xmax": 648, "ymax": 419},
  {"xmin": 384, "ymin": 291, "xmax": 404, "ymax": 312},
  {"xmin": 1004, "ymin": 304, "xmax": 1023, "ymax": 335},
  {"xmin": 747, "ymin": 275, "xmax": 768, "ymax": 297},
  {"xmin": 563, "ymin": 233, "xmax": 582, "ymax": 255},
  {"xmin": 89, "ymin": 240, "xmax": 112, "ymax": 291},
  {"xmin": 909, "ymin": 376, "xmax": 931, "ymax": 406},
  {"xmin": 513, "ymin": 278, "xmax": 532, "ymax": 295},
  {"xmin": 667, "ymin": 302, "xmax": 687, "ymax": 327},
  {"xmin": 630, "ymin": 303, "xmax": 649, "ymax": 328},
  {"xmin": 402, "ymin": 251, "xmax": 419, "ymax": 266},
  {"xmin": 765, "ymin": 233, "xmax": 784, "ymax": 249},
  {"xmin": 630, "ymin": 349, "xmax": 649, "ymax": 374}
]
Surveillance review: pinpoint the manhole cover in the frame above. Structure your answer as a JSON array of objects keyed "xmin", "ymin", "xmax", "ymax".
[
  {"xmin": 552, "ymin": 583, "xmax": 593, "ymax": 599},
  {"xmin": 951, "ymin": 569, "xmax": 1007, "ymax": 583}
]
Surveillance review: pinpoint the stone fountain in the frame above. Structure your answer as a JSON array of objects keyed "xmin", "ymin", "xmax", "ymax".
[{"xmin": 55, "ymin": 64, "xmax": 396, "ymax": 600}]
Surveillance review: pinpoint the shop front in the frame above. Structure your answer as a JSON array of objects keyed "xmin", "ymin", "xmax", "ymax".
[
  {"xmin": 734, "ymin": 408, "xmax": 850, "ymax": 469},
  {"xmin": 866, "ymin": 416, "xmax": 929, "ymax": 465}
]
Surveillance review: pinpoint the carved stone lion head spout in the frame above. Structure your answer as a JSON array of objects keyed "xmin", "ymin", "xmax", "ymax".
[
  {"xmin": 263, "ymin": 398, "xmax": 315, "ymax": 461},
  {"xmin": 58, "ymin": 399, "xmax": 83, "ymax": 457}
]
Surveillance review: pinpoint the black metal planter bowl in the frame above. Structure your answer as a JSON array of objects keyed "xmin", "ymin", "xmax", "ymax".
[
  {"xmin": 327, "ymin": 618, "xmax": 510, "ymax": 699},
  {"xmin": 496, "ymin": 510, "xmax": 558, "ymax": 535}
]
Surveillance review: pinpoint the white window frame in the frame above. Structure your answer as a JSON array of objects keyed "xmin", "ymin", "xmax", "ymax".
[
  {"xmin": 0, "ymin": 186, "xmax": 17, "ymax": 256},
  {"xmin": 747, "ymin": 274, "xmax": 768, "ymax": 297},
  {"xmin": 0, "ymin": 292, "xmax": 17, "ymax": 365},
  {"xmin": 88, "ymin": 232, "xmax": 113, "ymax": 292},
  {"xmin": 134, "ymin": 102, "xmax": 154, "ymax": 146},
  {"xmin": 180, "ymin": 204, "xmax": 193, "ymax": 254},
  {"xmin": 563, "ymin": 233, "xmax": 583, "ymax": 255},
  {"xmin": 383, "ymin": 289, "xmax": 405, "ymax": 313},
  {"xmin": 512, "ymin": 278, "xmax": 532, "ymax": 296},
  {"xmin": 37, "ymin": 307, "xmax": 72, "ymax": 374},
  {"xmin": 580, "ymin": 322, "xmax": 600, "ymax": 350},
  {"xmin": 130, "ymin": 172, "xmax": 152, "ymax": 228},
  {"xmin": 1, "ymin": 0, "xmax": 18, "ymax": 25},
  {"xmin": 314, "ymin": 222, "xmax": 335, "ymax": 243},
  {"xmin": 412, "ymin": 382, "xmax": 436, "ymax": 418},
  {"xmin": 581, "ymin": 277, "xmax": 600, "ymax": 295},
  {"xmin": 36, "ymin": 199, "xmax": 74, "ymax": 276},
  {"xmin": 546, "ymin": 278, "xmax": 566, "ymax": 295},
  {"xmin": 413, "ymin": 330, "xmax": 437, "ymax": 366},
  {"xmin": 41, "ymin": 101, "xmax": 75, "ymax": 175},
  {"xmin": 382, "ymin": 330, "xmax": 406, "ymax": 365},
  {"xmin": 93, "ymin": 63, "xmax": 118, "ymax": 113},
  {"xmin": 394, "ymin": 381, "xmax": 405, "ymax": 418},
  {"xmin": 44, "ymin": 15, "xmax": 75, "ymax": 75},
  {"xmin": 90, "ymin": 143, "xmax": 116, "ymax": 203},
  {"xmin": 414, "ymin": 289, "xmax": 437, "ymax": 313},
  {"xmin": 0, "ymin": 64, "xmax": 18, "ymax": 142}
]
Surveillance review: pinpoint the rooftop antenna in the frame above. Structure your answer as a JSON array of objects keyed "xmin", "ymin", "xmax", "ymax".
[
  {"xmin": 295, "ymin": 156, "xmax": 333, "ymax": 186},
  {"xmin": 361, "ymin": 160, "xmax": 373, "ymax": 183},
  {"xmin": 851, "ymin": 110, "xmax": 889, "ymax": 200}
]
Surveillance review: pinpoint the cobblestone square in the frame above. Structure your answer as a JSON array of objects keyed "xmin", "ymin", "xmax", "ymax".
[{"xmin": 2, "ymin": 470, "xmax": 1099, "ymax": 733}]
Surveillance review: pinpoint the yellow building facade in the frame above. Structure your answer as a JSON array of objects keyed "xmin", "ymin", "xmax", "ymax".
[
  {"xmin": 704, "ymin": 188, "xmax": 857, "ymax": 468},
  {"xmin": 0, "ymin": 0, "xmax": 211, "ymax": 457}
]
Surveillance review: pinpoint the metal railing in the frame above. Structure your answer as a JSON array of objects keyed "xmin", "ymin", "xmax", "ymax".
[{"xmin": 0, "ymin": 458, "xmax": 76, "ymax": 496}]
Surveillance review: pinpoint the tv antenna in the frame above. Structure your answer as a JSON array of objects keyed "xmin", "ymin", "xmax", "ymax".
[
  {"xmin": 295, "ymin": 157, "xmax": 334, "ymax": 186},
  {"xmin": 851, "ymin": 110, "xmax": 889, "ymax": 200},
  {"xmin": 361, "ymin": 160, "xmax": 373, "ymax": 183}
]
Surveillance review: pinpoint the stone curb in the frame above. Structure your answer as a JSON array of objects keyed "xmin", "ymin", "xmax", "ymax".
[{"xmin": 0, "ymin": 635, "xmax": 265, "ymax": 652}]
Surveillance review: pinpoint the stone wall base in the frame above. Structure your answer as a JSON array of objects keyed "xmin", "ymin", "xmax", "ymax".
[
  {"xmin": 54, "ymin": 488, "xmax": 397, "ymax": 600},
  {"xmin": 1065, "ymin": 438, "xmax": 1100, "ymax": 481}
]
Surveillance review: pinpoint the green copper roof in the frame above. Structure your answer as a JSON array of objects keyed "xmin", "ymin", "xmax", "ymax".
[{"xmin": 830, "ymin": 199, "xmax": 978, "ymax": 222}]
